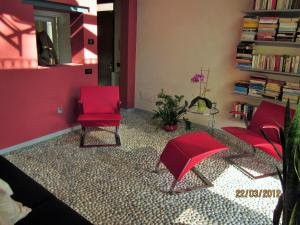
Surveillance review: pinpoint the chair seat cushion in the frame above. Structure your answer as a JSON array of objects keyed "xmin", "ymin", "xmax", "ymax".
[
  {"xmin": 222, "ymin": 127, "xmax": 282, "ymax": 160},
  {"xmin": 78, "ymin": 113, "xmax": 122, "ymax": 127}
]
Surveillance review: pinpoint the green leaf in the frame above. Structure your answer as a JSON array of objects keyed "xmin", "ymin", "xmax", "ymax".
[
  {"xmin": 260, "ymin": 128, "xmax": 282, "ymax": 159},
  {"xmin": 288, "ymin": 199, "xmax": 299, "ymax": 225},
  {"xmin": 273, "ymin": 193, "xmax": 284, "ymax": 225},
  {"xmin": 279, "ymin": 127, "xmax": 285, "ymax": 152},
  {"xmin": 289, "ymin": 101, "xmax": 300, "ymax": 146},
  {"xmin": 284, "ymin": 99, "xmax": 291, "ymax": 135},
  {"xmin": 152, "ymin": 89, "xmax": 188, "ymax": 126},
  {"xmin": 155, "ymin": 101, "xmax": 164, "ymax": 106},
  {"xmin": 275, "ymin": 166, "xmax": 284, "ymax": 190},
  {"xmin": 294, "ymin": 145, "xmax": 300, "ymax": 181},
  {"xmin": 184, "ymin": 100, "xmax": 188, "ymax": 107}
]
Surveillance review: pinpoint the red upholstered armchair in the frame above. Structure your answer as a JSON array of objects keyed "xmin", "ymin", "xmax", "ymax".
[
  {"xmin": 78, "ymin": 86, "xmax": 122, "ymax": 147},
  {"xmin": 222, "ymin": 101, "xmax": 294, "ymax": 179}
]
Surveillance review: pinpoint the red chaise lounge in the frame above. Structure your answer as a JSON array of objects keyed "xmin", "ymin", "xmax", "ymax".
[{"xmin": 222, "ymin": 100, "xmax": 294, "ymax": 179}]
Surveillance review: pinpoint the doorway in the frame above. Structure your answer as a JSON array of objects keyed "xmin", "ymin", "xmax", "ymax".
[
  {"xmin": 97, "ymin": 0, "xmax": 136, "ymax": 109},
  {"xmin": 97, "ymin": 0, "xmax": 120, "ymax": 86}
]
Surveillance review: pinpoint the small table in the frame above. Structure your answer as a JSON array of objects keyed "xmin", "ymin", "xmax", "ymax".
[
  {"xmin": 155, "ymin": 132, "xmax": 229, "ymax": 194},
  {"xmin": 188, "ymin": 102, "xmax": 219, "ymax": 135}
]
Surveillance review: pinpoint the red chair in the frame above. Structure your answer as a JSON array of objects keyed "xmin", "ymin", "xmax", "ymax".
[
  {"xmin": 78, "ymin": 86, "xmax": 122, "ymax": 147},
  {"xmin": 222, "ymin": 101, "xmax": 294, "ymax": 179}
]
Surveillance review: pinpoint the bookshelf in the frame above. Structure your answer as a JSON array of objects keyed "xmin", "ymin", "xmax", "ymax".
[
  {"xmin": 245, "ymin": 9, "xmax": 300, "ymax": 16},
  {"xmin": 233, "ymin": 1, "xmax": 300, "ymax": 118},
  {"xmin": 241, "ymin": 40, "xmax": 300, "ymax": 47},
  {"xmin": 232, "ymin": 91, "xmax": 295, "ymax": 105},
  {"xmin": 237, "ymin": 67, "xmax": 300, "ymax": 77}
]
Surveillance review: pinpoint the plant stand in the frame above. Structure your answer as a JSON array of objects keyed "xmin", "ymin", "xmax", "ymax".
[{"xmin": 188, "ymin": 102, "xmax": 219, "ymax": 135}]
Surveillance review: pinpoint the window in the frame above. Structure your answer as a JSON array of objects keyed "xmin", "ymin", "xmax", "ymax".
[{"xmin": 35, "ymin": 10, "xmax": 72, "ymax": 65}]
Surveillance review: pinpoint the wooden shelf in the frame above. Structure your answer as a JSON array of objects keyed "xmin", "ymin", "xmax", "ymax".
[
  {"xmin": 244, "ymin": 9, "xmax": 300, "ymax": 16},
  {"xmin": 240, "ymin": 40, "xmax": 300, "ymax": 48},
  {"xmin": 232, "ymin": 92, "xmax": 294, "ymax": 105},
  {"xmin": 237, "ymin": 67, "xmax": 300, "ymax": 77},
  {"xmin": 232, "ymin": 4, "xmax": 300, "ymax": 114}
]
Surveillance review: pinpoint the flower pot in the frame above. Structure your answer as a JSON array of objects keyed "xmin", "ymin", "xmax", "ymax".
[
  {"xmin": 197, "ymin": 99, "xmax": 207, "ymax": 113},
  {"xmin": 162, "ymin": 124, "xmax": 177, "ymax": 132}
]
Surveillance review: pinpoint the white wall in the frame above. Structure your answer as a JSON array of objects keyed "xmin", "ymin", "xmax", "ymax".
[{"xmin": 135, "ymin": 0, "xmax": 254, "ymax": 128}]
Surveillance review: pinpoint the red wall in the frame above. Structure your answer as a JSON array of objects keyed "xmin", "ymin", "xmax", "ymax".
[
  {"xmin": 120, "ymin": 0, "xmax": 137, "ymax": 109},
  {"xmin": 0, "ymin": 0, "xmax": 98, "ymax": 149}
]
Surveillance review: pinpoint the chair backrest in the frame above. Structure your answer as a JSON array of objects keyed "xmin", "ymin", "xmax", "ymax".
[
  {"xmin": 80, "ymin": 86, "xmax": 120, "ymax": 114},
  {"xmin": 248, "ymin": 101, "xmax": 295, "ymax": 142}
]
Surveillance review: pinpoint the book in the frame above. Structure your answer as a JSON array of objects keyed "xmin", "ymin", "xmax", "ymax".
[{"xmin": 276, "ymin": 0, "xmax": 286, "ymax": 9}]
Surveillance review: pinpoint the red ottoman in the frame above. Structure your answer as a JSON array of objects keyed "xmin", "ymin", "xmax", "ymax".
[{"xmin": 155, "ymin": 132, "xmax": 229, "ymax": 193}]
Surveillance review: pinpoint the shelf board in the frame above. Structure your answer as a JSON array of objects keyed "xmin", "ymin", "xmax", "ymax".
[
  {"xmin": 244, "ymin": 9, "xmax": 300, "ymax": 16},
  {"xmin": 241, "ymin": 40, "xmax": 300, "ymax": 48},
  {"xmin": 237, "ymin": 67, "xmax": 300, "ymax": 77},
  {"xmin": 232, "ymin": 92, "xmax": 295, "ymax": 105}
]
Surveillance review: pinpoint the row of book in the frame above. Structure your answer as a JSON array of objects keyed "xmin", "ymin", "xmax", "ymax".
[
  {"xmin": 278, "ymin": 18, "xmax": 299, "ymax": 41},
  {"xmin": 257, "ymin": 17, "xmax": 278, "ymax": 41},
  {"xmin": 264, "ymin": 79, "xmax": 285, "ymax": 99},
  {"xmin": 282, "ymin": 82, "xmax": 300, "ymax": 103},
  {"xmin": 249, "ymin": 75, "xmax": 267, "ymax": 97},
  {"xmin": 297, "ymin": 27, "xmax": 300, "ymax": 41},
  {"xmin": 242, "ymin": 16, "xmax": 259, "ymax": 41},
  {"xmin": 251, "ymin": 54, "xmax": 300, "ymax": 73},
  {"xmin": 234, "ymin": 81, "xmax": 250, "ymax": 95},
  {"xmin": 254, "ymin": 0, "xmax": 300, "ymax": 10},
  {"xmin": 241, "ymin": 16, "xmax": 299, "ymax": 41},
  {"xmin": 234, "ymin": 75, "xmax": 300, "ymax": 103},
  {"xmin": 236, "ymin": 43, "xmax": 254, "ymax": 69},
  {"xmin": 235, "ymin": 43, "xmax": 300, "ymax": 74},
  {"xmin": 231, "ymin": 102, "xmax": 258, "ymax": 121}
]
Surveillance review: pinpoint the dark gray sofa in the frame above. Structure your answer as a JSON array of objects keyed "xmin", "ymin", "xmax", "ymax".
[{"xmin": 0, "ymin": 156, "xmax": 93, "ymax": 225}]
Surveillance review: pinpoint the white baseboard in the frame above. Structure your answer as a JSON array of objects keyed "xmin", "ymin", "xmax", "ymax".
[
  {"xmin": 133, "ymin": 108, "xmax": 153, "ymax": 115},
  {"xmin": 0, "ymin": 125, "xmax": 81, "ymax": 155}
]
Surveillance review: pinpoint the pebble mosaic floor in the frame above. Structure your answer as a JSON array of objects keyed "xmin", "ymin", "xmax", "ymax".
[{"xmin": 5, "ymin": 110, "xmax": 282, "ymax": 225}]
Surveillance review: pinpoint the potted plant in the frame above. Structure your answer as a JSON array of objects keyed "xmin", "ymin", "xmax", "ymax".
[
  {"xmin": 152, "ymin": 89, "xmax": 188, "ymax": 132},
  {"xmin": 261, "ymin": 100, "xmax": 300, "ymax": 225},
  {"xmin": 190, "ymin": 69, "xmax": 212, "ymax": 113}
]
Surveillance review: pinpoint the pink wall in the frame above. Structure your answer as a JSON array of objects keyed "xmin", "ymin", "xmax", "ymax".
[{"xmin": 0, "ymin": 0, "xmax": 98, "ymax": 149}]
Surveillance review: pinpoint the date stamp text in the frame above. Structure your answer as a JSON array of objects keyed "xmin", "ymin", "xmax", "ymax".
[{"xmin": 236, "ymin": 189, "xmax": 281, "ymax": 198}]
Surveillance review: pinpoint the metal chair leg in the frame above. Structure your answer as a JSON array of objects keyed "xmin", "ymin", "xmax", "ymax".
[
  {"xmin": 169, "ymin": 179, "xmax": 178, "ymax": 194},
  {"xmin": 80, "ymin": 127, "xmax": 87, "ymax": 147},
  {"xmin": 167, "ymin": 168, "xmax": 214, "ymax": 194},
  {"xmin": 80, "ymin": 126, "xmax": 121, "ymax": 148},
  {"xmin": 154, "ymin": 160, "xmax": 161, "ymax": 173},
  {"xmin": 115, "ymin": 126, "xmax": 121, "ymax": 146},
  {"xmin": 224, "ymin": 148, "xmax": 279, "ymax": 179},
  {"xmin": 252, "ymin": 146, "xmax": 257, "ymax": 154}
]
